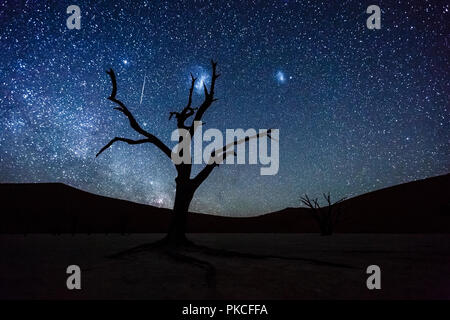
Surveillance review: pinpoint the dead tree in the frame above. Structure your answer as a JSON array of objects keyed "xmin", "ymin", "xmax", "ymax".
[
  {"xmin": 300, "ymin": 193, "xmax": 346, "ymax": 236},
  {"xmin": 96, "ymin": 60, "xmax": 272, "ymax": 247}
]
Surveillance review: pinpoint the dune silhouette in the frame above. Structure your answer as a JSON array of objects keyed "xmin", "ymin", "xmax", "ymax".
[{"xmin": 0, "ymin": 174, "xmax": 448, "ymax": 234}]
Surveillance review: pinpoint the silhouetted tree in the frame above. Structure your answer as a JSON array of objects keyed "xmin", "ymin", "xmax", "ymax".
[
  {"xmin": 97, "ymin": 61, "xmax": 272, "ymax": 246},
  {"xmin": 300, "ymin": 193, "xmax": 346, "ymax": 236}
]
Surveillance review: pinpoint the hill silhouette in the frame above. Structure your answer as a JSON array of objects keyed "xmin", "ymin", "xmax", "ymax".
[{"xmin": 0, "ymin": 174, "xmax": 449, "ymax": 234}]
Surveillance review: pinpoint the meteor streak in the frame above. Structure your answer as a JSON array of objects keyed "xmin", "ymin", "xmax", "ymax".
[{"xmin": 140, "ymin": 75, "xmax": 146, "ymax": 104}]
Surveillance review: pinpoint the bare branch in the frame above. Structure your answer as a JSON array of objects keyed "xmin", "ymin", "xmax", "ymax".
[
  {"xmin": 313, "ymin": 198, "xmax": 320, "ymax": 209},
  {"xmin": 300, "ymin": 194, "xmax": 314, "ymax": 208},
  {"xmin": 169, "ymin": 107, "xmax": 198, "ymax": 129},
  {"xmin": 190, "ymin": 60, "xmax": 220, "ymax": 134},
  {"xmin": 300, "ymin": 194, "xmax": 323, "ymax": 225},
  {"xmin": 192, "ymin": 163, "xmax": 216, "ymax": 187},
  {"xmin": 102, "ymin": 69, "xmax": 172, "ymax": 159},
  {"xmin": 300, "ymin": 192, "xmax": 347, "ymax": 235},
  {"xmin": 96, "ymin": 137, "xmax": 152, "ymax": 157},
  {"xmin": 214, "ymin": 129, "xmax": 274, "ymax": 160},
  {"xmin": 191, "ymin": 150, "xmax": 236, "ymax": 187},
  {"xmin": 186, "ymin": 73, "xmax": 196, "ymax": 110},
  {"xmin": 323, "ymin": 192, "xmax": 331, "ymax": 206},
  {"xmin": 168, "ymin": 75, "xmax": 199, "ymax": 129},
  {"xmin": 192, "ymin": 130, "xmax": 272, "ymax": 186}
]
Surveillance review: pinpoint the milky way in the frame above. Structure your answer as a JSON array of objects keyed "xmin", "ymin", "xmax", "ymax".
[{"xmin": 0, "ymin": 0, "xmax": 448, "ymax": 216}]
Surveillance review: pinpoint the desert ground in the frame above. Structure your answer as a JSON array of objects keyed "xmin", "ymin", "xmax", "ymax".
[{"xmin": 1, "ymin": 233, "xmax": 449, "ymax": 299}]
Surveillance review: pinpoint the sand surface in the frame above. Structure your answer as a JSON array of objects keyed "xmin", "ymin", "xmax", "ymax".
[{"xmin": 1, "ymin": 234, "xmax": 449, "ymax": 299}]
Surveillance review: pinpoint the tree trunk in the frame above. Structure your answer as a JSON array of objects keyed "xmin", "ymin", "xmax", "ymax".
[
  {"xmin": 320, "ymin": 220, "xmax": 333, "ymax": 236},
  {"xmin": 166, "ymin": 180, "xmax": 195, "ymax": 246}
]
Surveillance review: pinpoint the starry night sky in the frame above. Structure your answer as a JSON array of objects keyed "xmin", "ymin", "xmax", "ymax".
[{"xmin": 0, "ymin": 0, "xmax": 448, "ymax": 216}]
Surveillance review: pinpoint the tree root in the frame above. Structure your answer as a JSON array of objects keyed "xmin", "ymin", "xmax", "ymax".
[
  {"xmin": 164, "ymin": 250, "xmax": 216, "ymax": 288},
  {"xmin": 105, "ymin": 237, "xmax": 360, "ymax": 291},
  {"xmin": 107, "ymin": 238, "xmax": 216, "ymax": 288},
  {"xmin": 108, "ymin": 237, "xmax": 358, "ymax": 269},
  {"xmin": 107, "ymin": 238, "xmax": 170, "ymax": 259}
]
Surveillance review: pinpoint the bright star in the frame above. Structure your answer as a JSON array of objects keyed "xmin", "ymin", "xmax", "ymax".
[{"xmin": 122, "ymin": 59, "xmax": 128, "ymax": 65}]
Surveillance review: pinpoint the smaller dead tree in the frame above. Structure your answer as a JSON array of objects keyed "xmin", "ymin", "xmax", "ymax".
[{"xmin": 300, "ymin": 193, "xmax": 346, "ymax": 236}]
